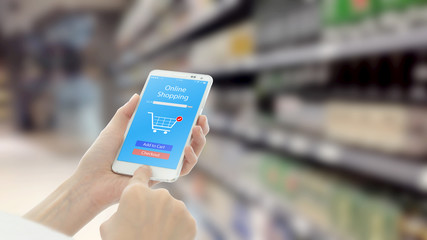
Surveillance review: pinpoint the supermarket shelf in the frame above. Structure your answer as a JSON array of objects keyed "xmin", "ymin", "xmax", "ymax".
[
  {"xmin": 258, "ymin": 27, "xmax": 427, "ymax": 69},
  {"xmin": 208, "ymin": 114, "xmax": 427, "ymax": 194},
  {"xmin": 117, "ymin": 25, "xmax": 427, "ymax": 77},
  {"xmin": 172, "ymin": 181, "xmax": 240, "ymax": 240},
  {"xmin": 195, "ymin": 27, "xmax": 427, "ymax": 76},
  {"xmin": 195, "ymin": 161, "xmax": 344, "ymax": 240},
  {"xmin": 117, "ymin": 0, "xmax": 241, "ymax": 70},
  {"xmin": 118, "ymin": 0, "xmax": 176, "ymax": 50}
]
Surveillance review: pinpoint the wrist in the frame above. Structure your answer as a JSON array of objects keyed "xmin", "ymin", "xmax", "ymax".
[
  {"xmin": 72, "ymin": 171, "xmax": 121, "ymax": 211},
  {"xmin": 67, "ymin": 174, "xmax": 107, "ymax": 212},
  {"xmin": 25, "ymin": 175, "xmax": 104, "ymax": 236}
]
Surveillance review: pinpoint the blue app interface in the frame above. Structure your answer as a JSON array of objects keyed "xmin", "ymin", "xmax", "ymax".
[{"xmin": 117, "ymin": 75, "xmax": 208, "ymax": 169}]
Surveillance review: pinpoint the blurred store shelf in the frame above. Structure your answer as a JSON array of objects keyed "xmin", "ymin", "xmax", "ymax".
[
  {"xmin": 208, "ymin": 114, "xmax": 427, "ymax": 194},
  {"xmin": 116, "ymin": 0, "xmax": 175, "ymax": 48},
  {"xmin": 111, "ymin": 1, "xmax": 427, "ymax": 238},
  {"xmin": 169, "ymin": 161, "xmax": 344, "ymax": 240},
  {"xmin": 193, "ymin": 160, "xmax": 345, "ymax": 240},
  {"xmin": 194, "ymin": 26, "xmax": 427, "ymax": 76},
  {"xmin": 255, "ymin": 27, "xmax": 427, "ymax": 70},
  {"xmin": 116, "ymin": 25, "xmax": 427, "ymax": 80},
  {"xmin": 172, "ymin": 180, "xmax": 241, "ymax": 240},
  {"xmin": 117, "ymin": 0, "xmax": 241, "ymax": 70}
]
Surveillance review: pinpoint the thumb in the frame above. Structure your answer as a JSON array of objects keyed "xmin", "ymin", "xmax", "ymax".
[{"xmin": 129, "ymin": 166, "xmax": 152, "ymax": 187}]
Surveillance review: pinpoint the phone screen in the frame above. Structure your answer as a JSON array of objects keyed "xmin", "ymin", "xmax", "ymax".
[{"xmin": 117, "ymin": 75, "xmax": 208, "ymax": 169}]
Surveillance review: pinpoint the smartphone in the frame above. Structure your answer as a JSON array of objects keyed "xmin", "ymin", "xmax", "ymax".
[{"xmin": 112, "ymin": 70, "xmax": 213, "ymax": 182}]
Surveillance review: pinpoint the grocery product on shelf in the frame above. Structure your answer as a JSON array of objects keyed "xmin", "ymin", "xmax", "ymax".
[
  {"xmin": 270, "ymin": 84, "xmax": 427, "ymax": 158},
  {"xmin": 323, "ymin": 0, "xmax": 381, "ymax": 40},
  {"xmin": 189, "ymin": 21, "xmax": 255, "ymax": 72},
  {"xmin": 189, "ymin": 135, "xmax": 333, "ymax": 240},
  {"xmin": 259, "ymin": 153, "xmax": 404, "ymax": 240},
  {"xmin": 190, "ymin": 133, "xmax": 427, "ymax": 240},
  {"xmin": 379, "ymin": 0, "xmax": 415, "ymax": 32},
  {"xmin": 322, "ymin": 0, "xmax": 427, "ymax": 42},
  {"xmin": 325, "ymin": 101, "xmax": 409, "ymax": 155},
  {"xmin": 252, "ymin": 50, "xmax": 427, "ymax": 158},
  {"xmin": 411, "ymin": 50, "xmax": 427, "ymax": 101},
  {"xmin": 400, "ymin": 203, "xmax": 427, "ymax": 240},
  {"xmin": 0, "ymin": 65, "xmax": 11, "ymax": 124},
  {"xmin": 274, "ymin": 94, "xmax": 325, "ymax": 135},
  {"xmin": 130, "ymin": 0, "xmax": 239, "ymax": 61},
  {"xmin": 406, "ymin": 107, "xmax": 427, "ymax": 157},
  {"xmin": 255, "ymin": 0, "xmax": 321, "ymax": 52},
  {"xmin": 117, "ymin": 0, "xmax": 175, "ymax": 47}
]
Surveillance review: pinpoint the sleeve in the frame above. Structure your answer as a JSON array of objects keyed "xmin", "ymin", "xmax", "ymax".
[{"xmin": 0, "ymin": 211, "xmax": 71, "ymax": 240}]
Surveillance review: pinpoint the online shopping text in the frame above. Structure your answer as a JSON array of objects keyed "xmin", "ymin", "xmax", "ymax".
[{"xmin": 157, "ymin": 85, "xmax": 189, "ymax": 101}]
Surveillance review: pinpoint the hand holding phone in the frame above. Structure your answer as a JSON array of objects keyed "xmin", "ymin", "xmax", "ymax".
[
  {"xmin": 24, "ymin": 90, "xmax": 209, "ymax": 236},
  {"xmin": 113, "ymin": 70, "xmax": 213, "ymax": 182},
  {"xmin": 71, "ymin": 92, "xmax": 208, "ymax": 210}
]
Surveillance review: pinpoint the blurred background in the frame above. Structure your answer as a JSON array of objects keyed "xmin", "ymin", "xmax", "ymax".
[{"xmin": 1, "ymin": 0, "xmax": 427, "ymax": 239}]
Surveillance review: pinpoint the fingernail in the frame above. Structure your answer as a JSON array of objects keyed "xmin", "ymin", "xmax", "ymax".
[
  {"xmin": 140, "ymin": 165, "xmax": 150, "ymax": 170},
  {"xmin": 137, "ymin": 165, "xmax": 152, "ymax": 176},
  {"xmin": 128, "ymin": 93, "xmax": 138, "ymax": 102}
]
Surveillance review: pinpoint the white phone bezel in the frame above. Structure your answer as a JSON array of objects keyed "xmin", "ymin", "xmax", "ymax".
[{"xmin": 112, "ymin": 69, "xmax": 213, "ymax": 182}]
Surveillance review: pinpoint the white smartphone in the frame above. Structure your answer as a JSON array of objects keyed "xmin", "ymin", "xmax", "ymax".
[{"xmin": 112, "ymin": 70, "xmax": 213, "ymax": 182}]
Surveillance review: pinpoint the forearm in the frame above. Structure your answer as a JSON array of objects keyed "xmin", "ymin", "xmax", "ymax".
[{"xmin": 24, "ymin": 176, "xmax": 103, "ymax": 236}]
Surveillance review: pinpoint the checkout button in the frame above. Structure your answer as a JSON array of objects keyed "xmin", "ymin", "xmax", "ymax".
[{"xmin": 132, "ymin": 149, "xmax": 170, "ymax": 160}]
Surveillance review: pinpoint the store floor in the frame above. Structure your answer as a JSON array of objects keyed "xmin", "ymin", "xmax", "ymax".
[{"xmin": 0, "ymin": 129, "xmax": 118, "ymax": 240}]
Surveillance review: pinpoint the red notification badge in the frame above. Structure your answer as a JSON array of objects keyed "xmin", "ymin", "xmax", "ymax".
[{"xmin": 176, "ymin": 116, "xmax": 183, "ymax": 122}]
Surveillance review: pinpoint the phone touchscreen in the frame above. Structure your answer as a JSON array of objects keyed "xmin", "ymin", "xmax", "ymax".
[{"xmin": 117, "ymin": 75, "xmax": 208, "ymax": 169}]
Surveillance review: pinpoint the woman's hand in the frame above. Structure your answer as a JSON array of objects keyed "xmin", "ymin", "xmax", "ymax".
[
  {"xmin": 100, "ymin": 166, "xmax": 196, "ymax": 240},
  {"xmin": 74, "ymin": 93, "xmax": 209, "ymax": 209},
  {"xmin": 25, "ymin": 94, "xmax": 209, "ymax": 236}
]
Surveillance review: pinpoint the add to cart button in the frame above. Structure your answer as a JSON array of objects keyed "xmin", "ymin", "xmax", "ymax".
[
  {"xmin": 135, "ymin": 141, "xmax": 173, "ymax": 151},
  {"xmin": 132, "ymin": 149, "xmax": 170, "ymax": 160}
]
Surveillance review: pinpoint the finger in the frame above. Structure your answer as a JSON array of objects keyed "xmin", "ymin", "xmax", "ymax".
[
  {"xmin": 180, "ymin": 146, "xmax": 198, "ymax": 176},
  {"xmin": 148, "ymin": 180, "xmax": 159, "ymax": 188},
  {"xmin": 104, "ymin": 94, "xmax": 139, "ymax": 137},
  {"xmin": 129, "ymin": 165, "xmax": 152, "ymax": 187},
  {"xmin": 191, "ymin": 126, "xmax": 206, "ymax": 156},
  {"xmin": 197, "ymin": 115, "xmax": 209, "ymax": 135}
]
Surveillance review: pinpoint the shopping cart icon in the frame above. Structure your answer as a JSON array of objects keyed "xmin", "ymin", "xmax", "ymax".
[{"xmin": 148, "ymin": 112, "xmax": 182, "ymax": 134}]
